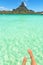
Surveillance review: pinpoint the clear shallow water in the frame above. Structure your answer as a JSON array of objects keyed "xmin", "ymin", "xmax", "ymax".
[{"xmin": 0, "ymin": 14, "xmax": 43, "ymax": 65}]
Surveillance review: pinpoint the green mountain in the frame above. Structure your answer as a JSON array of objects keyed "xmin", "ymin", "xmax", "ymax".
[
  {"xmin": 12, "ymin": 2, "xmax": 35, "ymax": 14},
  {"xmin": 0, "ymin": 2, "xmax": 43, "ymax": 14}
]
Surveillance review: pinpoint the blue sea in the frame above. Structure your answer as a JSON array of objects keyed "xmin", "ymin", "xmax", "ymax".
[{"xmin": 0, "ymin": 14, "xmax": 43, "ymax": 65}]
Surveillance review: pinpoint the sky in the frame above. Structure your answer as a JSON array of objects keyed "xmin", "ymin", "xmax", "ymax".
[{"xmin": 0, "ymin": 0, "xmax": 43, "ymax": 12}]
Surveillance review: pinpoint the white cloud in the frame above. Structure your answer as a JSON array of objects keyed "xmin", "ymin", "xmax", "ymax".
[
  {"xmin": 0, "ymin": 6, "xmax": 12, "ymax": 11},
  {"xmin": 0, "ymin": 6, "xmax": 8, "ymax": 10},
  {"xmin": 24, "ymin": 2, "xmax": 27, "ymax": 6}
]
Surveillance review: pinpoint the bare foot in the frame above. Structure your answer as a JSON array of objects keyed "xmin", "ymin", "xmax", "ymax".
[
  {"xmin": 22, "ymin": 57, "xmax": 27, "ymax": 65},
  {"xmin": 28, "ymin": 49, "xmax": 33, "ymax": 58},
  {"xmin": 28, "ymin": 49, "xmax": 36, "ymax": 65},
  {"xmin": 22, "ymin": 49, "xmax": 37, "ymax": 65}
]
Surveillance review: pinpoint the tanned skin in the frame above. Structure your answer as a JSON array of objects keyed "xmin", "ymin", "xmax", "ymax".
[{"xmin": 22, "ymin": 49, "xmax": 37, "ymax": 65}]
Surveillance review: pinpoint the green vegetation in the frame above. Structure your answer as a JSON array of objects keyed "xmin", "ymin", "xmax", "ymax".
[{"xmin": 0, "ymin": 2, "xmax": 43, "ymax": 14}]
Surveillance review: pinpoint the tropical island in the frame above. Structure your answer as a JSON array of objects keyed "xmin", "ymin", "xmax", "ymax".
[{"xmin": 0, "ymin": 2, "xmax": 43, "ymax": 14}]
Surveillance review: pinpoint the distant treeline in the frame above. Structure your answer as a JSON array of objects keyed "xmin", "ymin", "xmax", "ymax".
[
  {"xmin": 0, "ymin": 10, "xmax": 42, "ymax": 14},
  {"xmin": 0, "ymin": 2, "xmax": 43, "ymax": 14}
]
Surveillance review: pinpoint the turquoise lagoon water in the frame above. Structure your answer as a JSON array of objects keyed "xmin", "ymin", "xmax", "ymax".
[{"xmin": 0, "ymin": 14, "xmax": 43, "ymax": 65}]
